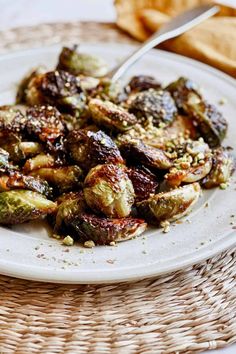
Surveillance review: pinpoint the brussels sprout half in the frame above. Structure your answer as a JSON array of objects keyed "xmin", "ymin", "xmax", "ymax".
[
  {"xmin": 57, "ymin": 46, "xmax": 108, "ymax": 77},
  {"xmin": 53, "ymin": 191, "xmax": 146, "ymax": 245},
  {"xmin": 129, "ymin": 89, "xmax": 177, "ymax": 126},
  {"xmin": 84, "ymin": 164, "xmax": 135, "ymax": 218},
  {"xmin": 120, "ymin": 140, "xmax": 172, "ymax": 170},
  {"xmin": 137, "ymin": 183, "xmax": 201, "ymax": 225},
  {"xmin": 187, "ymin": 101, "xmax": 228, "ymax": 148},
  {"xmin": 127, "ymin": 75, "xmax": 161, "ymax": 93},
  {"xmin": 166, "ymin": 76, "xmax": 202, "ymax": 111},
  {"xmin": 127, "ymin": 166, "xmax": 158, "ymax": 202},
  {"xmin": 0, "ymin": 190, "xmax": 57, "ymax": 225},
  {"xmin": 70, "ymin": 215, "xmax": 147, "ymax": 245},
  {"xmin": 202, "ymin": 148, "xmax": 235, "ymax": 188},
  {"xmin": 66, "ymin": 129, "xmax": 124, "ymax": 171},
  {"xmin": 89, "ymin": 99, "xmax": 137, "ymax": 132}
]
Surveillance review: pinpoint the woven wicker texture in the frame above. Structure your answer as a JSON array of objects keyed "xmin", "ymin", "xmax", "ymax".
[{"xmin": 0, "ymin": 22, "xmax": 235, "ymax": 354}]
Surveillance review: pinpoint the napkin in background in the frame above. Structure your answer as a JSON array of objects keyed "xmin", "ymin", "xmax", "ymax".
[{"xmin": 115, "ymin": 0, "xmax": 236, "ymax": 77}]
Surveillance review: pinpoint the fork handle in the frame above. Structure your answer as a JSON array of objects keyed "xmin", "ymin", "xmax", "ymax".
[{"xmin": 108, "ymin": 4, "xmax": 219, "ymax": 82}]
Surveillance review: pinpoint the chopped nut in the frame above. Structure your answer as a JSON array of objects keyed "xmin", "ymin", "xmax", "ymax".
[
  {"xmin": 62, "ymin": 235, "xmax": 74, "ymax": 246},
  {"xmin": 220, "ymin": 183, "xmax": 227, "ymax": 190},
  {"xmin": 84, "ymin": 240, "xmax": 95, "ymax": 248}
]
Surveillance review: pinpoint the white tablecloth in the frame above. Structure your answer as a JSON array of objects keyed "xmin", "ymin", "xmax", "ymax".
[{"xmin": 0, "ymin": 0, "xmax": 235, "ymax": 352}]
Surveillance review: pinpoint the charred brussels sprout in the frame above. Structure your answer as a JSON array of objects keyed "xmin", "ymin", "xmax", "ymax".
[
  {"xmin": 127, "ymin": 75, "xmax": 161, "ymax": 93},
  {"xmin": 39, "ymin": 70, "xmax": 86, "ymax": 115},
  {"xmin": 26, "ymin": 105, "xmax": 65, "ymax": 145},
  {"xmin": 84, "ymin": 164, "xmax": 135, "ymax": 218},
  {"xmin": 137, "ymin": 183, "xmax": 201, "ymax": 225},
  {"xmin": 167, "ymin": 77, "xmax": 227, "ymax": 147},
  {"xmin": 88, "ymin": 99, "xmax": 137, "ymax": 132},
  {"xmin": 57, "ymin": 46, "xmax": 108, "ymax": 77},
  {"xmin": 16, "ymin": 67, "xmax": 46, "ymax": 104},
  {"xmin": 66, "ymin": 129, "xmax": 124, "ymax": 171},
  {"xmin": 166, "ymin": 77, "xmax": 202, "ymax": 111},
  {"xmin": 187, "ymin": 100, "xmax": 228, "ymax": 147},
  {"xmin": 120, "ymin": 140, "xmax": 172, "ymax": 170},
  {"xmin": 127, "ymin": 166, "xmax": 158, "ymax": 202},
  {"xmin": 0, "ymin": 190, "xmax": 57, "ymax": 225},
  {"xmin": 202, "ymin": 148, "xmax": 235, "ymax": 188},
  {"xmin": 30, "ymin": 165, "xmax": 83, "ymax": 193},
  {"xmin": 0, "ymin": 105, "xmax": 27, "ymax": 136},
  {"xmin": 129, "ymin": 89, "xmax": 177, "ymax": 126},
  {"xmin": 93, "ymin": 79, "xmax": 127, "ymax": 104},
  {"xmin": 70, "ymin": 215, "xmax": 147, "ymax": 245}
]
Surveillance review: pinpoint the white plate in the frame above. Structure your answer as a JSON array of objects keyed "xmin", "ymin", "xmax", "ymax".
[{"xmin": 0, "ymin": 43, "xmax": 235, "ymax": 284}]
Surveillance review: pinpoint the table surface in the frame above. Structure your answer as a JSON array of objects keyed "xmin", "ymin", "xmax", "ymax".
[{"xmin": 0, "ymin": 0, "xmax": 235, "ymax": 353}]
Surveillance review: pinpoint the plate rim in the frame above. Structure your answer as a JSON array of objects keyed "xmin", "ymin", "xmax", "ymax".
[{"xmin": 0, "ymin": 43, "xmax": 235, "ymax": 284}]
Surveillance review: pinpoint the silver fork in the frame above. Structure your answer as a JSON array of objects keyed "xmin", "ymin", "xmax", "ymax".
[{"xmin": 108, "ymin": 4, "xmax": 219, "ymax": 82}]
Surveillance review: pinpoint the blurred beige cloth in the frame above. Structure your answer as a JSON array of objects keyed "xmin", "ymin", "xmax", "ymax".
[{"xmin": 115, "ymin": 0, "xmax": 236, "ymax": 77}]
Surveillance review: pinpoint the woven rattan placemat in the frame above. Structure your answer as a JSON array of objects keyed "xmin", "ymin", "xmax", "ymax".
[{"xmin": 0, "ymin": 22, "xmax": 236, "ymax": 354}]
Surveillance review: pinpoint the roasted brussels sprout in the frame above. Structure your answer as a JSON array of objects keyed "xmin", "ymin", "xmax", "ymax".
[
  {"xmin": 187, "ymin": 100, "xmax": 228, "ymax": 147},
  {"xmin": 129, "ymin": 89, "xmax": 177, "ymax": 126},
  {"xmin": 92, "ymin": 78, "xmax": 127, "ymax": 104},
  {"xmin": 88, "ymin": 99, "xmax": 137, "ymax": 132},
  {"xmin": 23, "ymin": 153, "xmax": 57, "ymax": 173},
  {"xmin": 53, "ymin": 190, "xmax": 146, "ymax": 244},
  {"xmin": 57, "ymin": 46, "xmax": 108, "ymax": 77},
  {"xmin": 120, "ymin": 140, "xmax": 172, "ymax": 170},
  {"xmin": 66, "ymin": 129, "xmax": 124, "ymax": 171},
  {"xmin": 127, "ymin": 166, "xmax": 158, "ymax": 202},
  {"xmin": 16, "ymin": 67, "xmax": 46, "ymax": 104},
  {"xmin": 202, "ymin": 148, "xmax": 235, "ymax": 188},
  {"xmin": 70, "ymin": 214, "xmax": 147, "ymax": 245},
  {"xmin": 137, "ymin": 183, "xmax": 201, "ymax": 224},
  {"xmin": 166, "ymin": 77, "xmax": 202, "ymax": 111},
  {"xmin": 26, "ymin": 105, "xmax": 65, "ymax": 145},
  {"xmin": 167, "ymin": 77, "xmax": 227, "ymax": 147},
  {"xmin": 39, "ymin": 70, "xmax": 86, "ymax": 115},
  {"xmin": 30, "ymin": 165, "xmax": 83, "ymax": 193},
  {"xmin": 127, "ymin": 75, "xmax": 161, "ymax": 93},
  {"xmin": 84, "ymin": 164, "xmax": 135, "ymax": 218},
  {"xmin": 0, "ymin": 190, "xmax": 57, "ymax": 225},
  {"xmin": 0, "ymin": 172, "xmax": 52, "ymax": 197},
  {"xmin": 0, "ymin": 105, "xmax": 27, "ymax": 136}
]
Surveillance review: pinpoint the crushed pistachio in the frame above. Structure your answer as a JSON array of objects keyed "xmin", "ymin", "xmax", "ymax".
[
  {"xmin": 84, "ymin": 240, "xmax": 95, "ymax": 248},
  {"xmin": 220, "ymin": 183, "xmax": 227, "ymax": 190},
  {"xmin": 62, "ymin": 235, "xmax": 74, "ymax": 246}
]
